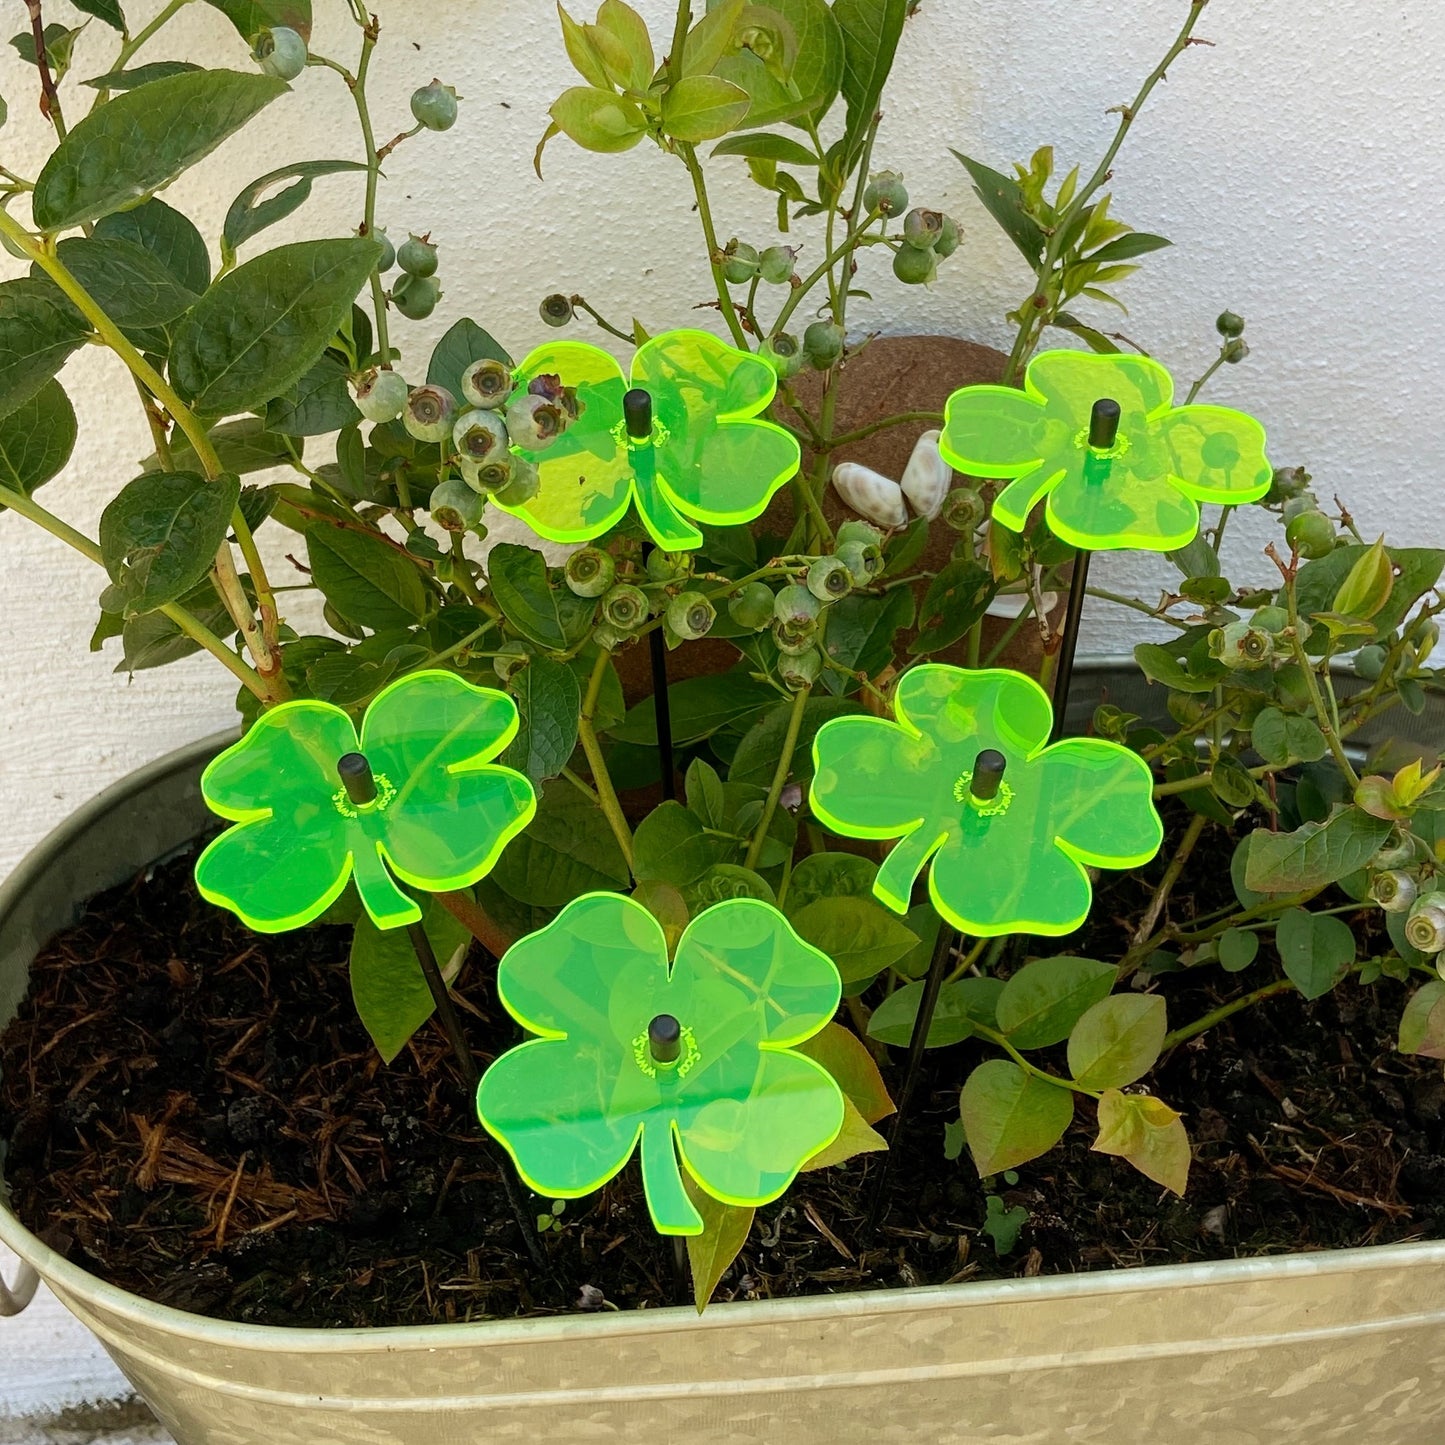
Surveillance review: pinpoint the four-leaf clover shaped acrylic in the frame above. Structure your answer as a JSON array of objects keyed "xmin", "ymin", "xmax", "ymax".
[
  {"xmin": 939, "ymin": 350, "xmax": 1272, "ymax": 552},
  {"xmin": 475, "ymin": 892, "xmax": 845, "ymax": 1235},
  {"xmin": 809, "ymin": 665, "xmax": 1163, "ymax": 937},
  {"xmin": 493, "ymin": 328, "xmax": 800, "ymax": 551},
  {"xmin": 195, "ymin": 670, "xmax": 536, "ymax": 933}
]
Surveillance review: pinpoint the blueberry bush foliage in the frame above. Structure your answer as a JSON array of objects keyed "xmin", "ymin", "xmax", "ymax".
[{"xmin": 1, "ymin": 0, "xmax": 1443, "ymax": 1304}]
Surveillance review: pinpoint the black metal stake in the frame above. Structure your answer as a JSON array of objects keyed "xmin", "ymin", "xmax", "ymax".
[
  {"xmin": 864, "ymin": 750, "xmax": 1007, "ymax": 1232},
  {"xmin": 647, "ymin": 1014, "xmax": 690, "ymax": 1290},
  {"xmin": 337, "ymin": 752, "xmax": 550, "ymax": 1276}
]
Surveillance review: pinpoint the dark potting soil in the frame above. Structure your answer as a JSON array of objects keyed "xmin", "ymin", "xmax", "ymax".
[{"xmin": 3, "ymin": 826, "xmax": 1444, "ymax": 1329}]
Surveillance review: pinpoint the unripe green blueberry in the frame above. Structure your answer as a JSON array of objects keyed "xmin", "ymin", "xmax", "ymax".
[
  {"xmin": 540, "ymin": 293, "xmax": 574, "ymax": 328},
  {"xmin": 1407, "ymin": 616, "xmax": 1440, "ymax": 651},
  {"xmin": 1208, "ymin": 620, "xmax": 1274, "ymax": 670},
  {"xmin": 722, "ymin": 240, "xmax": 760, "ymax": 284},
  {"xmin": 397, "ymin": 233, "xmax": 438, "ymax": 278},
  {"xmin": 893, "ymin": 243, "xmax": 937, "ymax": 285},
  {"xmin": 940, "ymin": 487, "xmax": 985, "ymax": 532},
  {"xmin": 1354, "ymin": 643, "xmax": 1388, "ymax": 681},
  {"xmin": 1250, "ymin": 604, "xmax": 1290, "ymax": 634},
  {"xmin": 429, "ymin": 477, "xmax": 484, "ymax": 532},
  {"xmin": 803, "ymin": 320, "xmax": 845, "ymax": 368},
  {"xmin": 836, "ymin": 538, "xmax": 883, "ymax": 585},
  {"xmin": 1222, "ymin": 338, "xmax": 1250, "ymax": 364},
  {"xmin": 453, "ymin": 407, "xmax": 508, "ymax": 466},
  {"xmin": 460, "ymin": 453, "xmax": 514, "ymax": 493},
  {"xmin": 1267, "ymin": 465, "xmax": 1312, "ymax": 505},
  {"xmin": 1371, "ymin": 869, "xmax": 1418, "ymax": 914},
  {"xmin": 862, "ymin": 170, "xmax": 908, "ymax": 216},
  {"xmin": 1405, "ymin": 892, "xmax": 1445, "ymax": 954},
  {"xmin": 392, "ymin": 273, "xmax": 441, "ymax": 320},
  {"xmin": 601, "ymin": 582, "xmax": 650, "ymax": 632},
  {"xmin": 778, "ymin": 646, "xmax": 822, "ymax": 690},
  {"xmin": 1281, "ymin": 493, "xmax": 1320, "ymax": 525},
  {"xmin": 506, "ymin": 393, "xmax": 569, "ymax": 450},
  {"xmin": 759, "ymin": 245, "xmax": 797, "ymax": 285},
  {"xmin": 772, "ymin": 617, "xmax": 817, "ymax": 654},
  {"xmin": 403, "ymin": 384, "xmax": 457, "ymax": 443},
  {"xmin": 902, "ymin": 207, "xmax": 943, "ymax": 250},
  {"xmin": 353, "ymin": 367, "xmax": 408, "ymax": 423},
  {"xmin": 1216, "ymin": 310, "xmax": 1246, "ymax": 338},
  {"xmin": 564, "ymin": 546, "xmax": 615, "ymax": 598},
  {"xmin": 645, "ymin": 549, "xmax": 693, "ymax": 583},
  {"xmin": 492, "ymin": 458, "xmax": 539, "ymax": 506},
  {"xmin": 728, "ymin": 581, "xmax": 775, "ymax": 631},
  {"xmin": 935, "ymin": 214, "xmax": 961, "ymax": 258},
  {"xmin": 1374, "ymin": 833, "xmax": 1418, "ymax": 869},
  {"xmin": 252, "ymin": 25, "xmax": 307, "ymax": 80},
  {"xmin": 836, "ymin": 519, "xmax": 883, "ymax": 549},
  {"xmin": 761, "ymin": 331, "xmax": 804, "ymax": 379},
  {"xmin": 667, "ymin": 590, "xmax": 716, "ymax": 640},
  {"xmin": 493, "ymin": 641, "xmax": 530, "ymax": 683},
  {"xmin": 1285, "ymin": 509, "xmax": 1336, "ymax": 559},
  {"xmin": 774, "ymin": 583, "xmax": 821, "ymax": 630},
  {"xmin": 411, "ymin": 79, "xmax": 459, "ymax": 131},
  {"xmin": 461, "ymin": 357, "xmax": 512, "ymax": 410},
  {"xmin": 807, "ymin": 555, "xmax": 853, "ymax": 602},
  {"xmin": 370, "ymin": 226, "xmax": 396, "ymax": 272}
]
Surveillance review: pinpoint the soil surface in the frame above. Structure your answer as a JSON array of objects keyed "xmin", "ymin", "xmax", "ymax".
[{"xmin": 4, "ymin": 826, "xmax": 1444, "ymax": 1328}]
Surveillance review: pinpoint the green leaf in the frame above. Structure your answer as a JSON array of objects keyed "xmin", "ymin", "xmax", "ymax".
[
  {"xmin": 822, "ymin": 586, "xmax": 915, "ymax": 691},
  {"xmin": 1066, "ymin": 994, "xmax": 1166, "ymax": 1090},
  {"xmin": 1218, "ymin": 927, "xmax": 1259, "ymax": 973},
  {"xmin": 502, "ymin": 657, "xmax": 581, "ymax": 783},
  {"xmin": 350, "ymin": 899, "xmax": 469, "ymax": 1064},
  {"xmin": 112, "ymin": 577, "xmax": 231, "ymax": 673},
  {"xmin": 908, "ymin": 559, "xmax": 993, "ymax": 655},
  {"xmin": 99, "ymin": 470, "xmax": 240, "ymax": 616},
  {"xmin": 997, "ymin": 956, "xmax": 1119, "ymax": 1051},
  {"xmin": 83, "ymin": 60, "xmax": 200, "ymax": 90},
  {"xmin": 487, "ymin": 542, "xmax": 596, "ymax": 651},
  {"xmin": 728, "ymin": 695, "xmax": 861, "ymax": 787},
  {"xmin": 73, "ymin": 0, "xmax": 126, "ymax": 31},
  {"xmin": 265, "ymin": 354, "xmax": 361, "ymax": 436},
  {"xmin": 1275, "ymin": 906, "xmax": 1354, "ymax": 1000},
  {"xmin": 682, "ymin": 862, "xmax": 775, "ymax": 911},
  {"xmin": 1252, "ymin": 706, "xmax": 1328, "ymax": 767},
  {"xmin": 1231, "ymin": 832, "xmax": 1268, "ymax": 908},
  {"xmin": 223, "ymin": 160, "xmax": 369, "ymax": 254},
  {"xmin": 306, "ymin": 524, "xmax": 433, "ymax": 630},
  {"xmin": 1296, "ymin": 544, "xmax": 1445, "ymax": 652},
  {"xmin": 490, "ymin": 785, "xmax": 630, "ymax": 906},
  {"xmin": 794, "ymin": 1021, "xmax": 894, "ymax": 1124},
  {"xmin": 683, "ymin": 1172, "xmax": 753, "ymax": 1314},
  {"xmin": 43, "ymin": 236, "xmax": 198, "ymax": 329},
  {"xmin": 1134, "ymin": 641, "xmax": 1217, "ymax": 694},
  {"xmin": 156, "ymin": 416, "xmax": 292, "ymax": 476},
  {"xmin": 93, "ymin": 198, "xmax": 211, "ymax": 296},
  {"xmin": 1398, "ymin": 980, "xmax": 1445, "ymax": 1059},
  {"xmin": 204, "ymin": 0, "xmax": 313, "ymax": 42},
  {"xmin": 549, "ymin": 86, "xmax": 648, "ymax": 153},
  {"xmin": 1331, "ymin": 536, "xmax": 1394, "ymax": 622},
  {"xmin": 171, "ymin": 238, "xmax": 382, "ymax": 415},
  {"xmin": 684, "ymin": 757, "xmax": 727, "ymax": 828},
  {"xmin": 662, "ymin": 75, "xmax": 751, "ymax": 142},
  {"xmin": 960, "ymin": 1059, "xmax": 1074, "ymax": 1176},
  {"xmin": 1084, "ymin": 231, "xmax": 1171, "ymax": 264},
  {"xmin": 790, "ymin": 895, "xmax": 918, "ymax": 984},
  {"xmin": 711, "ymin": 132, "xmax": 819, "ymax": 165},
  {"xmin": 427, "ymin": 318, "xmax": 512, "ymax": 399},
  {"xmin": 10, "ymin": 23, "xmax": 82, "ymax": 79},
  {"xmin": 868, "ymin": 977, "xmax": 1004, "ymax": 1048},
  {"xmin": 1092, "ymin": 1089, "xmax": 1190, "ymax": 1195},
  {"xmin": 633, "ymin": 801, "xmax": 728, "ymax": 887},
  {"xmin": 781, "ymin": 851, "xmax": 876, "ymax": 917},
  {"xmin": 0, "ymin": 278, "xmax": 89, "ymax": 416},
  {"xmin": 712, "ymin": 0, "xmax": 842, "ymax": 130},
  {"xmin": 610, "ymin": 671, "xmax": 778, "ymax": 745},
  {"xmin": 951, "ymin": 151, "xmax": 1047, "ymax": 264},
  {"xmin": 33, "ymin": 70, "xmax": 288, "ymax": 231},
  {"xmin": 1243, "ymin": 806, "xmax": 1392, "ymax": 893},
  {"xmin": 834, "ymin": 0, "xmax": 908, "ymax": 160},
  {"xmin": 0, "ymin": 380, "xmax": 75, "ymax": 505}
]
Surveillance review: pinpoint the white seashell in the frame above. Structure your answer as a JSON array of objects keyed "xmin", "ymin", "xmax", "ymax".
[
  {"xmin": 831, "ymin": 461, "xmax": 907, "ymax": 529},
  {"xmin": 900, "ymin": 429, "xmax": 952, "ymax": 520}
]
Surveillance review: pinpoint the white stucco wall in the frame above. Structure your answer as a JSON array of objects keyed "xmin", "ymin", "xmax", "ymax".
[{"xmin": 0, "ymin": 0, "xmax": 1441, "ymax": 1420}]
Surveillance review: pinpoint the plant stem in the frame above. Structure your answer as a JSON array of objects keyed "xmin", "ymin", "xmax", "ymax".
[
  {"xmin": 1125, "ymin": 811, "xmax": 1207, "ymax": 966},
  {"xmin": 23, "ymin": 1, "xmax": 65, "ymax": 135},
  {"xmin": 1161, "ymin": 978, "xmax": 1296, "ymax": 1050},
  {"xmin": 822, "ymin": 408, "xmax": 944, "ymax": 451},
  {"xmin": 771, "ymin": 209, "xmax": 883, "ymax": 337},
  {"xmin": 434, "ymin": 890, "xmax": 513, "ymax": 959},
  {"xmin": 678, "ymin": 144, "xmax": 750, "ymax": 350},
  {"xmin": 1185, "ymin": 349, "xmax": 1227, "ymax": 404},
  {"xmin": 113, "ymin": 0, "xmax": 193, "ymax": 70},
  {"xmin": 972, "ymin": 1021, "xmax": 1102, "ymax": 1099},
  {"xmin": 744, "ymin": 684, "xmax": 809, "ymax": 869},
  {"xmin": 1284, "ymin": 575, "xmax": 1360, "ymax": 787},
  {"xmin": 578, "ymin": 648, "xmax": 635, "ymax": 870}
]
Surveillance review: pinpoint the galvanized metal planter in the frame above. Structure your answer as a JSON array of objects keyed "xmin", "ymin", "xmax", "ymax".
[{"xmin": 4, "ymin": 664, "xmax": 1445, "ymax": 1445}]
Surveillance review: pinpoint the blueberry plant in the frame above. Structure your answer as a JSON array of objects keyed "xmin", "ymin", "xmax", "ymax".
[{"xmin": 1, "ymin": 0, "xmax": 1443, "ymax": 1309}]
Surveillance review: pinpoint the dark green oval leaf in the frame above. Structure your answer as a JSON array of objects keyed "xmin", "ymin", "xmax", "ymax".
[
  {"xmin": 223, "ymin": 160, "xmax": 369, "ymax": 255},
  {"xmin": 502, "ymin": 656, "xmax": 581, "ymax": 783},
  {"xmin": 0, "ymin": 379, "xmax": 75, "ymax": 505},
  {"xmin": 305, "ymin": 523, "xmax": 433, "ymax": 630},
  {"xmin": 0, "ymin": 278, "xmax": 89, "ymax": 416}
]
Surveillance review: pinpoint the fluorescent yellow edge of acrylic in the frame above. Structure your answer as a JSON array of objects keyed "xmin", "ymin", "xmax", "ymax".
[{"xmin": 937, "ymin": 383, "xmax": 1047, "ymax": 479}]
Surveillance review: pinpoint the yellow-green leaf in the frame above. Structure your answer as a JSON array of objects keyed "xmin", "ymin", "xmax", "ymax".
[
  {"xmin": 683, "ymin": 1173, "xmax": 753, "ymax": 1314},
  {"xmin": 1332, "ymin": 535, "xmax": 1394, "ymax": 621},
  {"xmin": 960, "ymin": 1058, "xmax": 1074, "ymax": 1176},
  {"xmin": 801, "ymin": 1095, "xmax": 887, "ymax": 1172},
  {"xmin": 549, "ymin": 87, "xmax": 648, "ymax": 154},
  {"xmin": 795, "ymin": 1021, "xmax": 894, "ymax": 1124},
  {"xmin": 661, "ymin": 76, "xmax": 751, "ymax": 143},
  {"xmin": 1092, "ymin": 1088, "xmax": 1190, "ymax": 1195}
]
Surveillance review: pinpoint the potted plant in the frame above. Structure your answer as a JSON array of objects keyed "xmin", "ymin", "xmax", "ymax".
[{"xmin": 3, "ymin": 1, "xmax": 1445, "ymax": 1441}]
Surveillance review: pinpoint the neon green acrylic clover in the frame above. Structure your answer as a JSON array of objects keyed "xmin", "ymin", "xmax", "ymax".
[
  {"xmin": 809, "ymin": 665, "xmax": 1162, "ymax": 937},
  {"xmin": 939, "ymin": 350, "xmax": 1272, "ymax": 552},
  {"xmin": 494, "ymin": 328, "xmax": 800, "ymax": 551},
  {"xmin": 475, "ymin": 892, "xmax": 844, "ymax": 1236},
  {"xmin": 195, "ymin": 670, "xmax": 536, "ymax": 933}
]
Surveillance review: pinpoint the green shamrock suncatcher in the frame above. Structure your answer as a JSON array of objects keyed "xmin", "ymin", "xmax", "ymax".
[
  {"xmin": 475, "ymin": 892, "xmax": 845, "ymax": 1236},
  {"xmin": 809, "ymin": 665, "xmax": 1162, "ymax": 937},
  {"xmin": 939, "ymin": 350, "xmax": 1271, "ymax": 552},
  {"xmin": 195, "ymin": 671, "xmax": 536, "ymax": 933},
  {"xmin": 494, "ymin": 328, "xmax": 800, "ymax": 551}
]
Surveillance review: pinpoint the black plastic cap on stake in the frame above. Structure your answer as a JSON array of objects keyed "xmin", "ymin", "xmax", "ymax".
[
  {"xmin": 624, "ymin": 387, "xmax": 653, "ymax": 442},
  {"xmin": 970, "ymin": 748, "xmax": 1007, "ymax": 802},
  {"xmin": 337, "ymin": 751, "xmax": 378, "ymax": 806},
  {"xmin": 648, "ymin": 1013, "xmax": 682, "ymax": 1064},
  {"xmin": 1088, "ymin": 397, "xmax": 1122, "ymax": 450}
]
